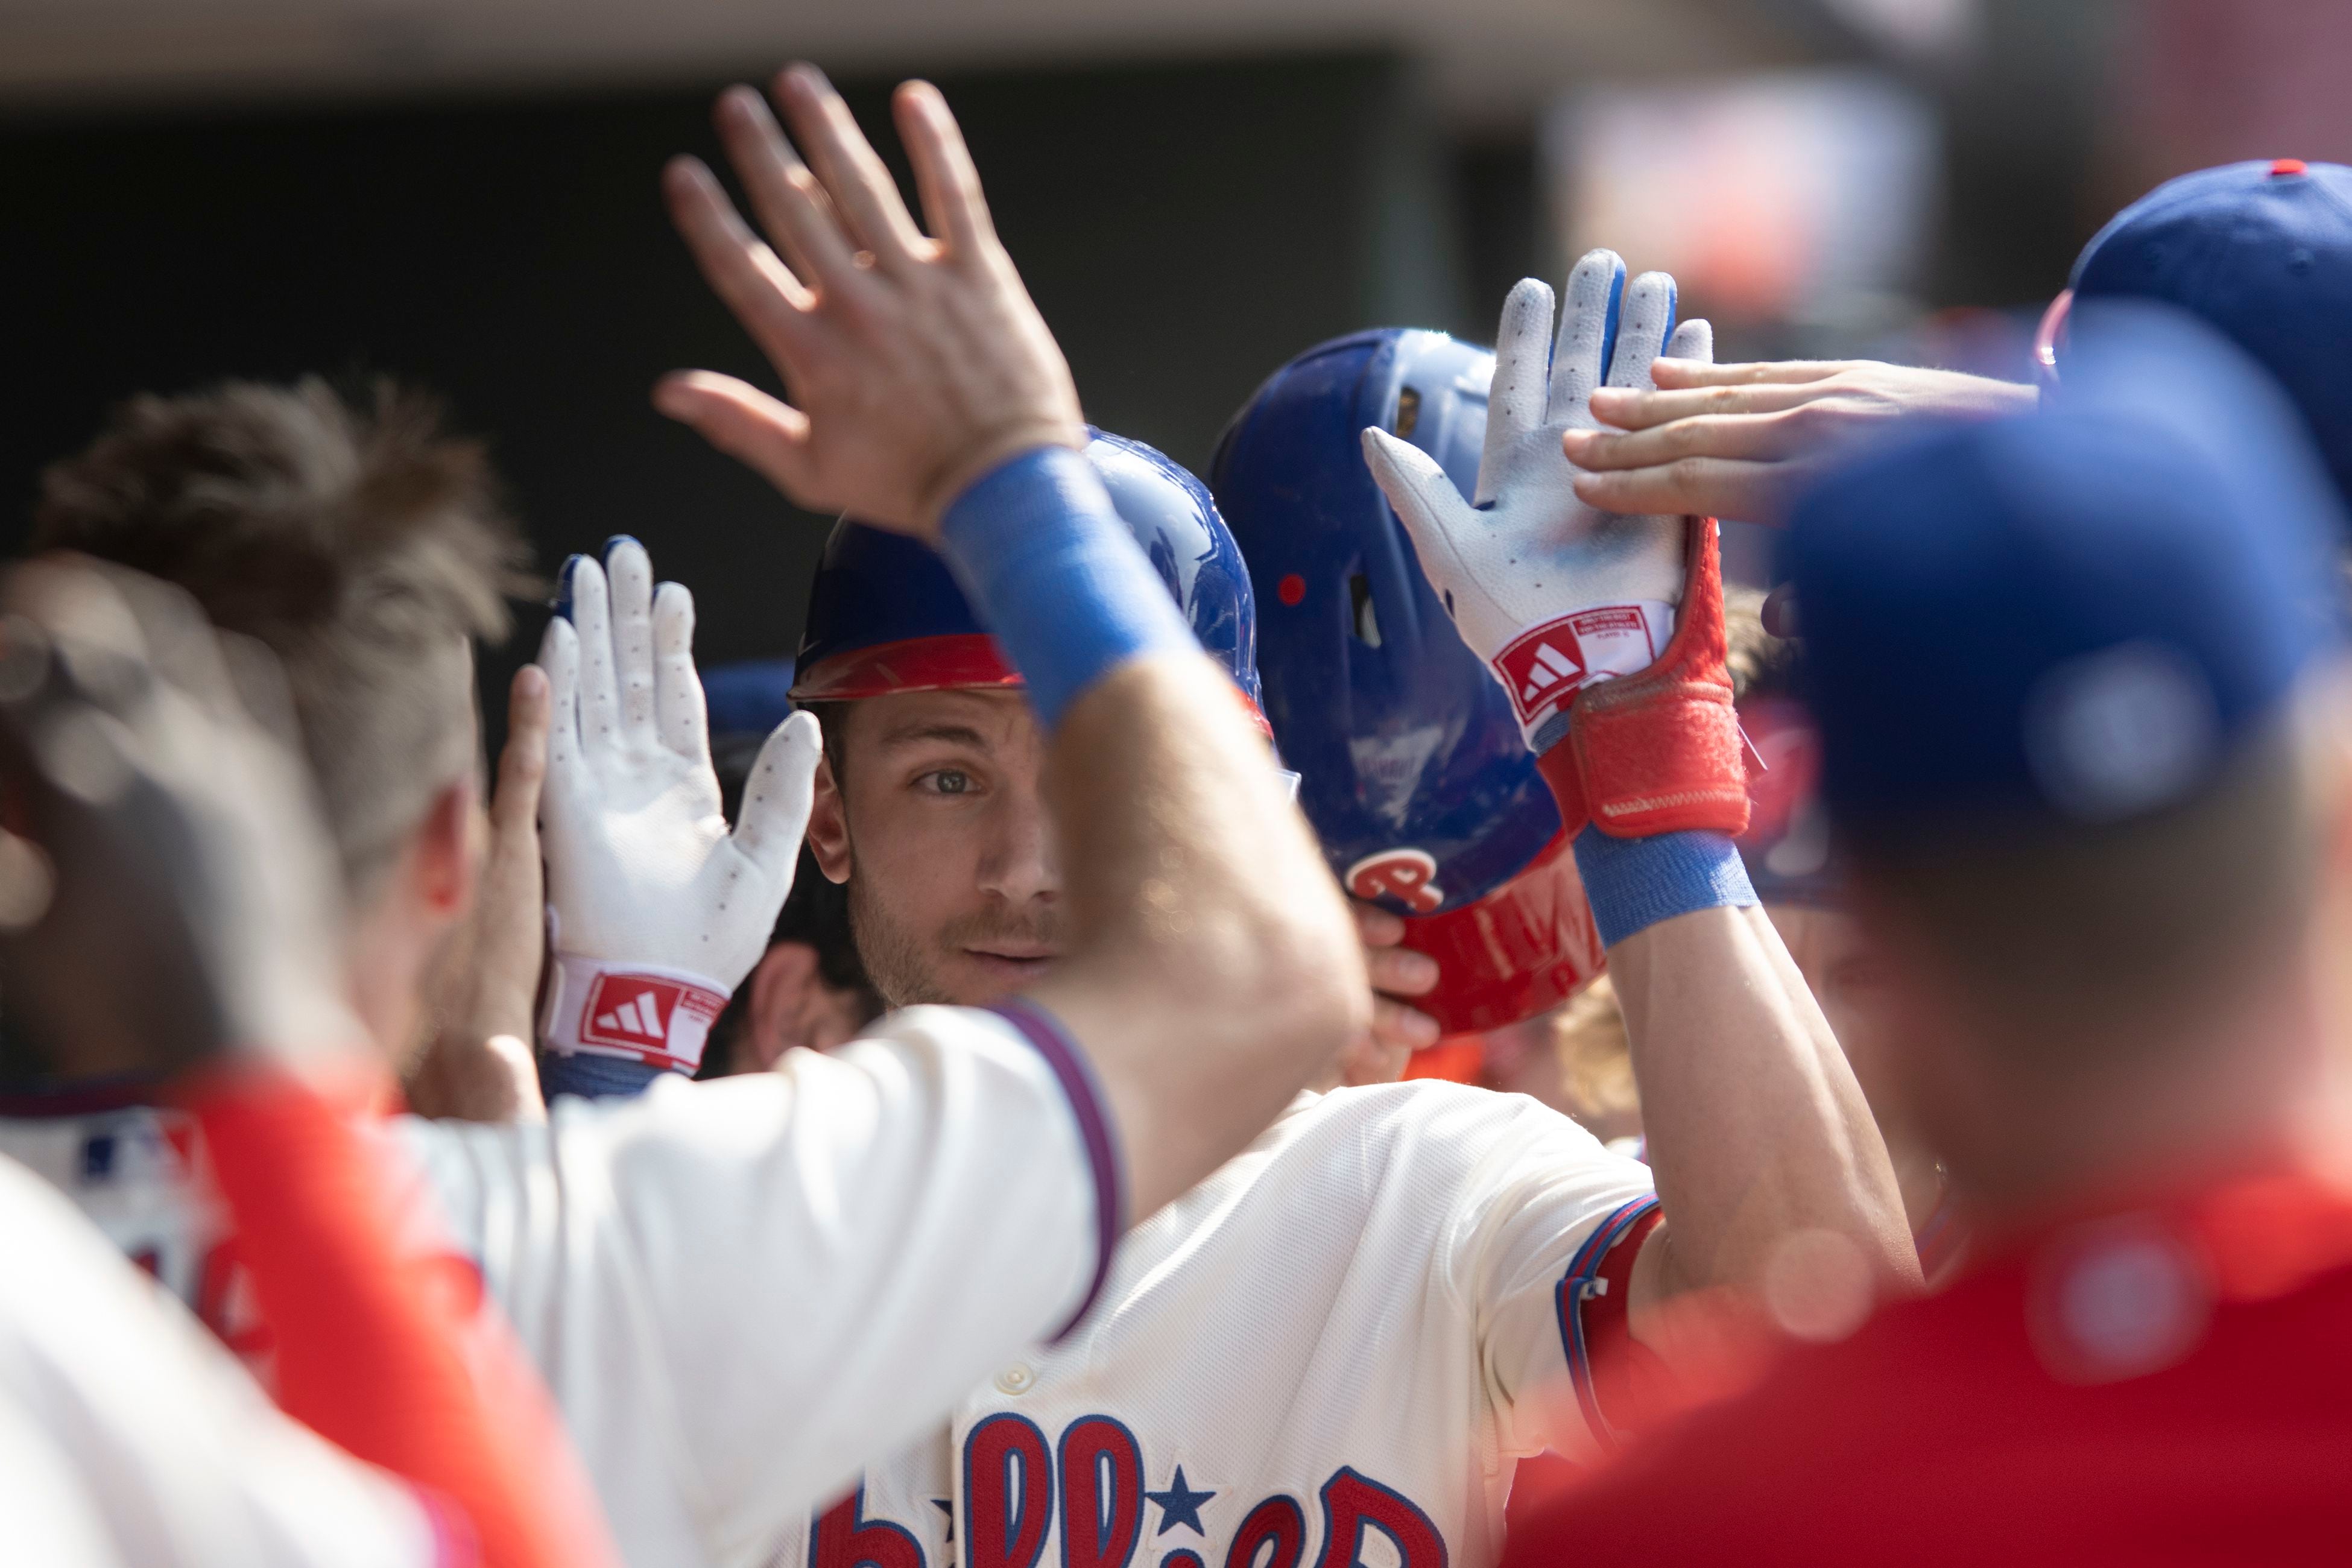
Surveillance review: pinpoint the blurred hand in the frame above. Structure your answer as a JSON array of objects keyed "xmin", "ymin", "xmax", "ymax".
[
  {"xmin": 1333, "ymin": 899, "xmax": 1441, "ymax": 1087},
  {"xmin": 0, "ymin": 555, "xmax": 358, "ymax": 1080},
  {"xmin": 408, "ymin": 663, "xmax": 551, "ymax": 1123},
  {"xmin": 1563, "ymin": 359, "xmax": 2037, "ymax": 526},
  {"xmin": 657, "ymin": 64, "xmax": 1086, "ymax": 539}
]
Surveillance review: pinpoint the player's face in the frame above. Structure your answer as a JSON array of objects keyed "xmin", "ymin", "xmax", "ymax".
[
  {"xmin": 807, "ymin": 688, "xmax": 1061, "ymax": 1007},
  {"xmin": 1766, "ymin": 905, "xmax": 1906, "ymax": 1124}
]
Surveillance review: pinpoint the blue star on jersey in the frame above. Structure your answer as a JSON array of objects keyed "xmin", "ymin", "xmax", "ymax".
[
  {"xmin": 1146, "ymin": 1467, "xmax": 1215, "ymax": 1537},
  {"xmin": 814, "ymin": 1421, "xmax": 1449, "ymax": 1568}
]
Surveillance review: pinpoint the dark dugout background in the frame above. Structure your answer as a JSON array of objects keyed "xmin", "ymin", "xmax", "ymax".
[
  {"xmin": 1, "ymin": 27, "xmax": 2104, "ymax": 721},
  {"xmin": 0, "ymin": 53, "xmax": 1484, "ymax": 718}
]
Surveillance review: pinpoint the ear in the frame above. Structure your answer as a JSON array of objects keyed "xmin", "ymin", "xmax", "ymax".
[
  {"xmin": 742, "ymin": 941, "xmax": 826, "ymax": 1072},
  {"xmin": 414, "ymin": 776, "xmax": 484, "ymax": 921},
  {"xmin": 806, "ymin": 753, "xmax": 853, "ymax": 886}
]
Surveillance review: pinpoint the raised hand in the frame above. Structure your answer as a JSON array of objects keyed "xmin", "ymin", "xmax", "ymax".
[
  {"xmin": 659, "ymin": 65, "xmax": 1086, "ymax": 539},
  {"xmin": 536, "ymin": 537, "xmax": 820, "ymax": 1076},
  {"xmin": 1563, "ymin": 359, "xmax": 2036, "ymax": 526},
  {"xmin": 1361, "ymin": 250, "xmax": 1712, "ymax": 751},
  {"xmin": 409, "ymin": 663, "xmax": 551, "ymax": 1122},
  {"xmin": 0, "ymin": 554, "xmax": 357, "ymax": 1079}
]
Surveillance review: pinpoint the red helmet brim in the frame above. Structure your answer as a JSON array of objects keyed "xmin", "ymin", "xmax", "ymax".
[{"xmin": 1398, "ymin": 832, "xmax": 1605, "ymax": 1037}]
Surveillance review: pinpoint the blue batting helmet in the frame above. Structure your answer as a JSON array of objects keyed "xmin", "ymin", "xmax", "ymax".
[
  {"xmin": 792, "ymin": 430, "xmax": 1264, "ymax": 726},
  {"xmin": 1212, "ymin": 329, "xmax": 1604, "ymax": 1036}
]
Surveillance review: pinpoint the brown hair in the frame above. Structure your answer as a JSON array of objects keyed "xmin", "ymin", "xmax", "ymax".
[
  {"xmin": 1723, "ymin": 583, "xmax": 1787, "ymax": 703},
  {"xmin": 34, "ymin": 378, "xmax": 533, "ymax": 896}
]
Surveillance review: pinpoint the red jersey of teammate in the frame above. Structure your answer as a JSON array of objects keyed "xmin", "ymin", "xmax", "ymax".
[{"xmin": 1502, "ymin": 1165, "xmax": 2352, "ymax": 1566}]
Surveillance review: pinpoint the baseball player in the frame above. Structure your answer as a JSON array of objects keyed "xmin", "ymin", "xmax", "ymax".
[
  {"xmin": 0, "ymin": 554, "xmax": 615, "ymax": 1568},
  {"xmin": 1555, "ymin": 158, "xmax": 2352, "ymax": 531},
  {"xmin": 1504, "ymin": 307, "xmax": 2352, "ymax": 1564},
  {"xmin": 656, "ymin": 69, "xmax": 1915, "ymax": 1564},
  {"xmin": 7, "ymin": 65, "xmax": 1371, "ymax": 1568}
]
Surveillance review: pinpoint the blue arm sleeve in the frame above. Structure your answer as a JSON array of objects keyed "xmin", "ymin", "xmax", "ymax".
[{"xmin": 937, "ymin": 446, "xmax": 1200, "ymax": 730}]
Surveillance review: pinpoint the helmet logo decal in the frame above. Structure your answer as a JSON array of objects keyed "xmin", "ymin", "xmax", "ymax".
[{"xmin": 1345, "ymin": 848, "xmax": 1444, "ymax": 913}]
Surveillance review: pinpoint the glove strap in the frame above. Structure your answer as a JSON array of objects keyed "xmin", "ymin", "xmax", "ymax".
[
  {"xmin": 1568, "ymin": 518, "xmax": 1753, "ymax": 839},
  {"xmin": 539, "ymin": 954, "xmax": 730, "ymax": 1075}
]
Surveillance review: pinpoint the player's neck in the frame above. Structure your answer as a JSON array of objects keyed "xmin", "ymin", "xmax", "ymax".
[{"xmin": 1959, "ymin": 972, "xmax": 2325, "ymax": 1227}]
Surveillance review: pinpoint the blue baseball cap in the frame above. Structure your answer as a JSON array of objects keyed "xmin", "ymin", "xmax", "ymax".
[
  {"xmin": 2066, "ymin": 159, "xmax": 2352, "ymax": 509},
  {"xmin": 1787, "ymin": 305, "xmax": 2347, "ymax": 830}
]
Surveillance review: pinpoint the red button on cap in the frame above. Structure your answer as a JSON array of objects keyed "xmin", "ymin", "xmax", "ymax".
[
  {"xmin": 2272, "ymin": 158, "xmax": 2309, "ymax": 177},
  {"xmin": 1276, "ymin": 573, "xmax": 1306, "ymax": 606}
]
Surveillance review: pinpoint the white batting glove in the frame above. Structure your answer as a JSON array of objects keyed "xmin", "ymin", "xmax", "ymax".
[
  {"xmin": 535, "ymin": 537, "xmax": 820, "ymax": 1074},
  {"xmin": 1362, "ymin": 248, "xmax": 1713, "ymax": 752}
]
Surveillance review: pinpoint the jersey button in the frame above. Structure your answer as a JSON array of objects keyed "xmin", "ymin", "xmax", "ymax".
[{"xmin": 994, "ymin": 1362, "xmax": 1036, "ymax": 1395}]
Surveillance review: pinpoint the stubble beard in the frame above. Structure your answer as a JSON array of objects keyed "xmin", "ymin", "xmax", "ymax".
[
  {"xmin": 844, "ymin": 867, "xmax": 1062, "ymax": 1011},
  {"xmin": 846, "ymin": 868, "xmax": 959, "ymax": 1008}
]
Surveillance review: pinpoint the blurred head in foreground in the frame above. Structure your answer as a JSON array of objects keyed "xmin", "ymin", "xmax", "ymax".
[
  {"xmin": 31, "ymin": 379, "xmax": 530, "ymax": 1070},
  {"xmin": 1788, "ymin": 306, "xmax": 2351, "ymax": 1211}
]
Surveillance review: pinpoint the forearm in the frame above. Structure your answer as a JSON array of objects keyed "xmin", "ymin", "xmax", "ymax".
[
  {"xmin": 1029, "ymin": 655, "xmax": 1366, "ymax": 1221},
  {"xmin": 935, "ymin": 446, "xmax": 1366, "ymax": 1221},
  {"xmin": 1615, "ymin": 903, "xmax": 1918, "ymax": 1339}
]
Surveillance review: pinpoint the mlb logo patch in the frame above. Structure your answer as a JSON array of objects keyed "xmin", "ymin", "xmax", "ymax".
[{"xmin": 1492, "ymin": 605, "xmax": 1666, "ymax": 729}]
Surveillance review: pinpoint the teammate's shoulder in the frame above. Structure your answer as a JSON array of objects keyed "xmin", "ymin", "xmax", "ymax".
[
  {"xmin": 0, "ymin": 1151, "xmax": 175, "ymax": 1317},
  {"xmin": 1316, "ymin": 1075, "xmax": 1572, "ymax": 1121},
  {"xmin": 1285, "ymin": 1078, "xmax": 1607, "ymax": 1157}
]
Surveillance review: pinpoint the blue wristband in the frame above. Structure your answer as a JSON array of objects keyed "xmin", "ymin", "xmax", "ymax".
[
  {"xmin": 537, "ymin": 1050, "xmax": 666, "ymax": 1101},
  {"xmin": 1572, "ymin": 824, "xmax": 1759, "ymax": 948},
  {"xmin": 937, "ymin": 447, "xmax": 1198, "ymax": 729}
]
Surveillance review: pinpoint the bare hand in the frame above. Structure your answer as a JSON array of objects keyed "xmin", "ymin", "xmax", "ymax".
[
  {"xmin": 1561, "ymin": 359, "xmax": 2037, "ymax": 526},
  {"xmin": 657, "ymin": 65, "xmax": 1086, "ymax": 538},
  {"xmin": 409, "ymin": 663, "xmax": 551, "ymax": 1123},
  {"xmin": 1332, "ymin": 899, "xmax": 1441, "ymax": 1086}
]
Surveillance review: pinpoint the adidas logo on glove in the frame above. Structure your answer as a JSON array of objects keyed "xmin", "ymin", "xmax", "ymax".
[
  {"xmin": 545, "ymin": 961, "xmax": 730, "ymax": 1072},
  {"xmin": 1493, "ymin": 604, "xmax": 1672, "ymax": 730},
  {"xmin": 589, "ymin": 981, "xmax": 675, "ymax": 1047}
]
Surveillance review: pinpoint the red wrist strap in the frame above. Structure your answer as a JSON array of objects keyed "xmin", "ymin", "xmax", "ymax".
[
  {"xmin": 1563, "ymin": 518, "xmax": 1752, "ymax": 839},
  {"xmin": 185, "ymin": 1066, "xmax": 621, "ymax": 1568},
  {"xmin": 1535, "ymin": 741, "xmax": 1592, "ymax": 839}
]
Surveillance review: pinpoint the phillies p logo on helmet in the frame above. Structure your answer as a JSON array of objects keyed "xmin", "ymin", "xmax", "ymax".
[{"xmin": 1346, "ymin": 848, "xmax": 1444, "ymax": 913}]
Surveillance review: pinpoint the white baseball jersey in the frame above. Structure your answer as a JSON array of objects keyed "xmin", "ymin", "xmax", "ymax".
[
  {"xmin": 396, "ymin": 1003, "xmax": 1113, "ymax": 1568},
  {"xmin": 3, "ymin": 1003, "xmax": 1116, "ymax": 1568},
  {"xmin": 764, "ymin": 1080, "xmax": 1658, "ymax": 1568},
  {"xmin": 0, "ymin": 1088, "xmax": 265, "ymax": 1361},
  {"xmin": 0, "ymin": 1152, "xmax": 443, "ymax": 1568}
]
